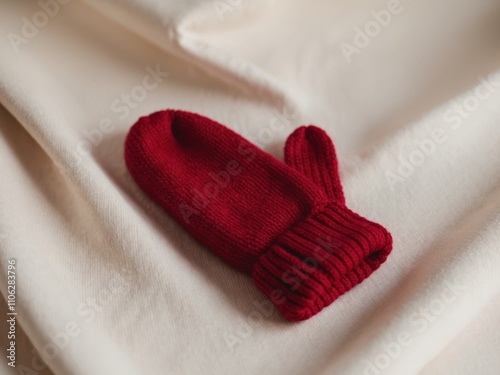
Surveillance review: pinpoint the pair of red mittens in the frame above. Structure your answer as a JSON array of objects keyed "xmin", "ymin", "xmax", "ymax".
[{"xmin": 124, "ymin": 110, "xmax": 392, "ymax": 321}]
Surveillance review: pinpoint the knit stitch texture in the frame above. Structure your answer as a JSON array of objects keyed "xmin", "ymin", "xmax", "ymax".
[{"xmin": 124, "ymin": 110, "xmax": 392, "ymax": 321}]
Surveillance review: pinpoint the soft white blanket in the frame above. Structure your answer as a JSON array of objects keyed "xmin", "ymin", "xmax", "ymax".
[{"xmin": 1, "ymin": 0, "xmax": 499, "ymax": 374}]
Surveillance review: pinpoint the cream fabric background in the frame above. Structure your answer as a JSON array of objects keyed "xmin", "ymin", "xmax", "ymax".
[{"xmin": 1, "ymin": 0, "xmax": 499, "ymax": 374}]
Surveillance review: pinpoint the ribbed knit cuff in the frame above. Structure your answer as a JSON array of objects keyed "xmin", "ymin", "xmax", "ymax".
[{"xmin": 252, "ymin": 202, "xmax": 392, "ymax": 321}]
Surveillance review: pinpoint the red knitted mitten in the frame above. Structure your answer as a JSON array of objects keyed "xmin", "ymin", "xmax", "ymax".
[{"xmin": 124, "ymin": 110, "xmax": 392, "ymax": 321}]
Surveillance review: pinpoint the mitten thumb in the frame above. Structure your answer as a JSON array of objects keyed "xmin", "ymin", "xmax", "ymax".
[{"xmin": 285, "ymin": 126, "xmax": 345, "ymax": 203}]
